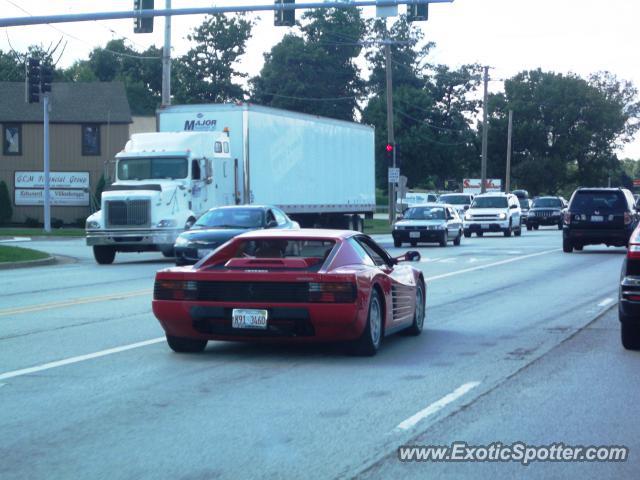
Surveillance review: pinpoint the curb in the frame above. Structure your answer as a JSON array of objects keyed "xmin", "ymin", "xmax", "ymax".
[{"xmin": 0, "ymin": 255, "xmax": 57, "ymax": 270}]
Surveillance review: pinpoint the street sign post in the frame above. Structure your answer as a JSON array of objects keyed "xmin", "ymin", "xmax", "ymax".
[{"xmin": 388, "ymin": 167, "xmax": 400, "ymax": 184}]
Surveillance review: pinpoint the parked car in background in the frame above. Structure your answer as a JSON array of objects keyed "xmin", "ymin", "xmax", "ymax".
[
  {"xmin": 396, "ymin": 192, "xmax": 439, "ymax": 213},
  {"xmin": 463, "ymin": 193, "xmax": 522, "ymax": 237},
  {"xmin": 392, "ymin": 203, "xmax": 463, "ymax": 247},
  {"xmin": 527, "ymin": 196, "xmax": 565, "ymax": 230},
  {"xmin": 153, "ymin": 230, "xmax": 425, "ymax": 356},
  {"xmin": 618, "ymin": 224, "xmax": 640, "ymax": 350},
  {"xmin": 437, "ymin": 193, "xmax": 474, "ymax": 217},
  {"xmin": 563, "ymin": 188, "xmax": 638, "ymax": 252},
  {"xmin": 174, "ymin": 205, "xmax": 298, "ymax": 265}
]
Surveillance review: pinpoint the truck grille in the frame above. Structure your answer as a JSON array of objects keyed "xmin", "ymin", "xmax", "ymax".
[{"xmin": 106, "ymin": 199, "xmax": 151, "ymax": 227}]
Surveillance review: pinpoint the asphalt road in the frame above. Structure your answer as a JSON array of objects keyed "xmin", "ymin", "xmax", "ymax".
[{"xmin": 0, "ymin": 228, "xmax": 637, "ymax": 479}]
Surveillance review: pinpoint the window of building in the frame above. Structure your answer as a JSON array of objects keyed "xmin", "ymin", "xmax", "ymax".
[
  {"xmin": 3, "ymin": 124, "xmax": 22, "ymax": 155},
  {"xmin": 82, "ymin": 125, "xmax": 100, "ymax": 156}
]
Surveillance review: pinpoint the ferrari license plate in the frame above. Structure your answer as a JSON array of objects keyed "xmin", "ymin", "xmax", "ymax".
[
  {"xmin": 409, "ymin": 231, "xmax": 421, "ymax": 238},
  {"xmin": 232, "ymin": 309, "xmax": 268, "ymax": 329},
  {"xmin": 591, "ymin": 215, "xmax": 603, "ymax": 222}
]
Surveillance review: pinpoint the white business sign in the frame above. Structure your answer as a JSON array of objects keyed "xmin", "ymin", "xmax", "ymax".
[
  {"xmin": 463, "ymin": 178, "xmax": 502, "ymax": 194},
  {"xmin": 14, "ymin": 171, "xmax": 90, "ymax": 189},
  {"xmin": 15, "ymin": 189, "xmax": 90, "ymax": 206}
]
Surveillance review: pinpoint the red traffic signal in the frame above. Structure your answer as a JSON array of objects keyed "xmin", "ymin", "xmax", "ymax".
[{"xmin": 385, "ymin": 144, "xmax": 394, "ymax": 153}]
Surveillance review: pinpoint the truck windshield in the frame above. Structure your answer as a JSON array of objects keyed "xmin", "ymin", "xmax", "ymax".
[
  {"xmin": 117, "ymin": 157, "xmax": 188, "ymax": 180},
  {"xmin": 472, "ymin": 197, "xmax": 508, "ymax": 208},
  {"xmin": 438, "ymin": 195, "xmax": 470, "ymax": 205},
  {"xmin": 532, "ymin": 198, "xmax": 563, "ymax": 208}
]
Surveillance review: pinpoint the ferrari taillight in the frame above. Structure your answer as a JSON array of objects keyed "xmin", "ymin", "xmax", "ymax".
[
  {"xmin": 308, "ymin": 282, "xmax": 357, "ymax": 303},
  {"xmin": 154, "ymin": 280, "xmax": 198, "ymax": 300}
]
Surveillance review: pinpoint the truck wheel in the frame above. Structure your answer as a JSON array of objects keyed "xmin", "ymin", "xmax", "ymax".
[
  {"xmin": 160, "ymin": 246, "xmax": 175, "ymax": 258},
  {"xmin": 463, "ymin": 230, "xmax": 471, "ymax": 238},
  {"xmin": 393, "ymin": 239, "xmax": 402, "ymax": 248},
  {"xmin": 453, "ymin": 231, "xmax": 462, "ymax": 246},
  {"xmin": 515, "ymin": 226, "xmax": 522, "ymax": 237},
  {"xmin": 621, "ymin": 323, "xmax": 640, "ymax": 350},
  {"xmin": 503, "ymin": 223, "xmax": 512, "ymax": 237},
  {"xmin": 557, "ymin": 222, "xmax": 563, "ymax": 230},
  {"xmin": 93, "ymin": 246, "xmax": 116, "ymax": 265},
  {"xmin": 354, "ymin": 215, "xmax": 364, "ymax": 232},
  {"xmin": 527, "ymin": 224, "xmax": 532, "ymax": 231},
  {"xmin": 166, "ymin": 335, "xmax": 208, "ymax": 353},
  {"xmin": 349, "ymin": 290, "xmax": 383, "ymax": 356},
  {"xmin": 410, "ymin": 241, "xmax": 418, "ymax": 247},
  {"xmin": 563, "ymin": 238, "xmax": 573, "ymax": 253},
  {"xmin": 476, "ymin": 231, "xmax": 483, "ymax": 237},
  {"xmin": 534, "ymin": 225, "xmax": 539, "ymax": 230}
]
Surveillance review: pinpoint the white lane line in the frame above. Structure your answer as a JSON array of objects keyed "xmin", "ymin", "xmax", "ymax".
[
  {"xmin": 395, "ymin": 381, "xmax": 481, "ymax": 431},
  {"xmin": 598, "ymin": 297, "xmax": 614, "ymax": 307},
  {"xmin": 0, "ymin": 337, "xmax": 165, "ymax": 381},
  {"xmin": 425, "ymin": 248, "xmax": 560, "ymax": 282}
]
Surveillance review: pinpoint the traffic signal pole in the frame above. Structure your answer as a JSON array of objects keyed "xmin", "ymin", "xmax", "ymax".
[
  {"xmin": 161, "ymin": 0, "xmax": 171, "ymax": 106},
  {"xmin": 43, "ymin": 93, "xmax": 51, "ymax": 233},
  {"xmin": 480, "ymin": 65, "xmax": 489, "ymax": 194},
  {"xmin": 385, "ymin": 41, "xmax": 396, "ymax": 225}
]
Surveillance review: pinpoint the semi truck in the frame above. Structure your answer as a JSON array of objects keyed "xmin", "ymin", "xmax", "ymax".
[{"xmin": 85, "ymin": 103, "xmax": 375, "ymax": 264}]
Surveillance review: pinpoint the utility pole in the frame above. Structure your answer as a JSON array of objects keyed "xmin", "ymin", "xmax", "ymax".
[
  {"xmin": 480, "ymin": 66, "xmax": 489, "ymax": 194},
  {"xmin": 161, "ymin": 0, "xmax": 171, "ymax": 106},
  {"xmin": 385, "ymin": 41, "xmax": 396, "ymax": 224},
  {"xmin": 505, "ymin": 109, "xmax": 513, "ymax": 193},
  {"xmin": 43, "ymin": 93, "xmax": 51, "ymax": 232}
]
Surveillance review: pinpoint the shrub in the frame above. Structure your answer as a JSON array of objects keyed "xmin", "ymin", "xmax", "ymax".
[
  {"xmin": 0, "ymin": 180, "xmax": 12, "ymax": 225},
  {"xmin": 25, "ymin": 217, "xmax": 42, "ymax": 228},
  {"xmin": 51, "ymin": 218, "xmax": 64, "ymax": 229}
]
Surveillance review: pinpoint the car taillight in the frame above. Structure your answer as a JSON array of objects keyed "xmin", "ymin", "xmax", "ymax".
[
  {"xmin": 154, "ymin": 280, "xmax": 198, "ymax": 300},
  {"xmin": 308, "ymin": 282, "xmax": 357, "ymax": 303},
  {"xmin": 624, "ymin": 212, "xmax": 632, "ymax": 225},
  {"xmin": 563, "ymin": 212, "xmax": 572, "ymax": 225},
  {"xmin": 628, "ymin": 245, "xmax": 640, "ymax": 260}
]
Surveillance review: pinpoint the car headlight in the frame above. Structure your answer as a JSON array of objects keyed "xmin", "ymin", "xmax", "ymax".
[
  {"xmin": 174, "ymin": 236, "xmax": 190, "ymax": 247},
  {"xmin": 157, "ymin": 219, "xmax": 178, "ymax": 228},
  {"xmin": 498, "ymin": 213, "xmax": 507, "ymax": 220},
  {"xmin": 86, "ymin": 220, "xmax": 100, "ymax": 230}
]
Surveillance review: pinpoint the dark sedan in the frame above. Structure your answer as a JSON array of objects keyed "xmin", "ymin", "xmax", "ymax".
[{"xmin": 174, "ymin": 205, "xmax": 299, "ymax": 265}]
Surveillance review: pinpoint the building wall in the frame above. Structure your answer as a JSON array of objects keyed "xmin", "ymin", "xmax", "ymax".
[{"xmin": 0, "ymin": 122, "xmax": 129, "ymax": 224}]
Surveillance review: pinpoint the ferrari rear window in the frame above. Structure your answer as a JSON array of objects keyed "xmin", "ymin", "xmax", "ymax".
[{"xmin": 234, "ymin": 239, "xmax": 336, "ymax": 261}]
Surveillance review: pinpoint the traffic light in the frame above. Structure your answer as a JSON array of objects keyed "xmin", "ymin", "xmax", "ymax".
[
  {"xmin": 274, "ymin": 0, "xmax": 295, "ymax": 27},
  {"xmin": 134, "ymin": 0, "xmax": 154, "ymax": 33},
  {"xmin": 407, "ymin": 3, "xmax": 429, "ymax": 22},
  {"xmin": 26, "ymin": 58, "xmax": 40, "ymax": 104},
  {"xmin": 40, "ymin": 62, "xmax": 53, "ymax": 93},
  {"xmin": 385, "ymin": 143, "xmax": 394, "ymax": 164}
]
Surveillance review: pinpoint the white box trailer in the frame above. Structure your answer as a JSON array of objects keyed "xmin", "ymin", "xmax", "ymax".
[{"xmin": 157, "ymin": 103, "xmax": 376, "ymax": 229}]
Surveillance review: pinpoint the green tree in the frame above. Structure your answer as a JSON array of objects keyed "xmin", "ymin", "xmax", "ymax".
[
  {"xmin": 486, "ymin": 69, "xmax": 640, "ymax": 195},
  {"xmin": 173, "ymin": 14, "xmax": 253, "ymax": 104},
  {"xmin": 251, "ymin": 6, "xmax": 366, "ymax": 121},
  {"xmin": 0, "ymin": 49, "xmax": 24, "ymax": 81}
]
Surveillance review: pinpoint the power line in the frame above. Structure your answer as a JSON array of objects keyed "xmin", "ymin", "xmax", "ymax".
[{"xmin": 395, "ymin": 109, "xmax": 473, "ymax": 146}]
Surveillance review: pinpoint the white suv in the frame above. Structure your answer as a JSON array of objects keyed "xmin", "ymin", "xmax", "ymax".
[{"xmin": 463, "ymin": 193, "xmax": 522, "ymax": 237}]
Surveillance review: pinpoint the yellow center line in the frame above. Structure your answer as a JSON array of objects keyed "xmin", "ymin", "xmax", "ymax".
[{"xmin": 0, "ymin": 289, "xmax": 153, "ymax": 317}]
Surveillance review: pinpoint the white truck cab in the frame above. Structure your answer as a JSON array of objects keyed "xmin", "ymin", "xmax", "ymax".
[{"xmin": 86, "ymin": 131, "xmax": 232, "ymax": 264}]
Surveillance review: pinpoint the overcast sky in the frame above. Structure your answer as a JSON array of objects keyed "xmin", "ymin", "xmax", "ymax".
[{"xmin": 2, "ymin": 0, "xmax": 639, "ymax": 158}]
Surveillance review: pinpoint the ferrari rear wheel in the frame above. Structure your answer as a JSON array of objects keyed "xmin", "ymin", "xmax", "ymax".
[
  {"xmin": 350, "ymin": 289, "xmax": 383, "ymax": 356},
  {"xmin": 405, "ymin": 281, "xmax": 425, "ymax": 336},
  {"xmin": 166, "ymin": 335, "xmax": 208, "ymax": 353}
]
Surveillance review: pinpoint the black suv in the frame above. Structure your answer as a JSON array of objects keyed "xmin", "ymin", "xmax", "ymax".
[
  {"xmin": 527, "ymin": 196, "xmax": 565, "ymax": 230},
  {"xmin": 563, "ymin": 188, "xmax": 638, "ymax": 252}
]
